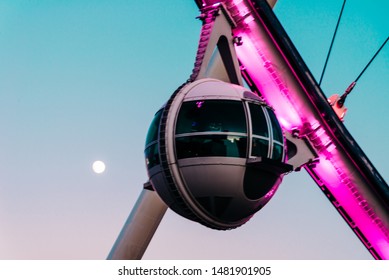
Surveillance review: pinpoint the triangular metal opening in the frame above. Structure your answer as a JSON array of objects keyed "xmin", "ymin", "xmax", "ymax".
[{"xmin": 205, "ymin": 36, "xmax": 240, "ymax": 85}]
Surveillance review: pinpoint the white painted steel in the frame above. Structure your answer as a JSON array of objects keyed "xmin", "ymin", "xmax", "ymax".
[{"xmin": 107, "ymin": 189, "xmax": 168, "ymax": 260}]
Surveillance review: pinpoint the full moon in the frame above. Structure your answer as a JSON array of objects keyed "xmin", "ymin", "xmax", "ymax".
[{"xmin": 92, "ymin": 160, "xmax": 106, "ymax": 174}]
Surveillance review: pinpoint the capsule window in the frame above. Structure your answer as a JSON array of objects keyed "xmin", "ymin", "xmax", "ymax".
[
  {"xmin": 272, "ymin": 143, "xmax": 283, "ymax": 161},
  {"xmin": 176, "ymin": 100, "xmax": 247, "ymax": 134},
  {"xmin": 145, "ymin": 143, "xmax": 160, "ymax": 169},
  {"xmin": 248, "ymin": 103, "xmax": 268, "ymax": 137},
  {"xmin": 247, "ymin": 102, "xmax": 285, "ymax": 161},
  {"xmin": 266, "ymin": 108, "xmax": 283, "ymax": 143},
  {"xmin": 145, "ymin": 109, "xmax": 163, "ymax": 146},
  {"xmin": 175, "ymin": 100, "xmax": 248, "ymax": 159},
  {"xmin": 145, "ymin": 109, "xmax": 163, "ymax": 170},
  {"xmin": 251, "ymin": 138, "xmax": 269, "ymax": 158},
  {"xmin": 248, "ymin": 103, "xmax": 270, "ymax": 158},
  {"xmin": 176, "ymin": 135, "xmax": 247, "ymax": 159},
  {"xmin": 266, "ymin": 108, "xmax": 284, "ymax": 161}
]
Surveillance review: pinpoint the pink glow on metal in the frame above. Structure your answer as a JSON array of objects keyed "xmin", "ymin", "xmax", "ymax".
[
  {"xmin": 223, "ymin": 0, "xmax": 389, "ymax": 258},
  {"xmin": 243, "ymin": 15, "xmax": 255, "ymax": 25},
  {"xmin": 277, "ymin": 116, "xmax": 292, "ymax": 130},
  {"xmin": 309, "ymin": 156, "xmax": 389, "ymax": 258},
  {"xmin": 235, "ymin": 34, "xmax": 301, "ymax": 130},
  {"xmin": 303, "ymin": 115, "xmax": 389, "ymax": 259}
]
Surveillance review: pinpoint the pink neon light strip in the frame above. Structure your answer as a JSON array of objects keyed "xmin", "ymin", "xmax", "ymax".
[{"xmin": 199, "ymin": 0, "xmax": 389, "ymax": 259}]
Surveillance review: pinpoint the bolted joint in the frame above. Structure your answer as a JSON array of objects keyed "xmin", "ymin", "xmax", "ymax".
[
  {"xmin": 233, "ymin": 36, "xmax": 243, "ymax": 46},
  {"xmin": 291, "ymin": 128, "xmax": 300, "ymax": 138},
  {"xmin": 196, "ymin": 13, "xmax": 207, "ymax": 22}
]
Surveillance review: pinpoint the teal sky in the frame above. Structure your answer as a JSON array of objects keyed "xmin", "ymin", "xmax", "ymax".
[{"xmin": 0, "ymin": 0, "xmax": 388, "ymax": 259}]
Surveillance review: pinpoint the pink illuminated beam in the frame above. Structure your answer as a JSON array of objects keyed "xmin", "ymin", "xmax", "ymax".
[{"xmin": 195, "ymin": 0, "xmax": 389, "ymax": 259}]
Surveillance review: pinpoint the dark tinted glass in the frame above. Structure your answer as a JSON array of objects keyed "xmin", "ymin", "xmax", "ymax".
[
  {"xmin": 266, "ymin": 108, "xmax": 283, "ymax": 143},
  {"xmin": 176, "ymin": 135, "xmax": 247, "ymax": 159},
  {"xmin": 145, "ymin": 143, "xmax": 159, "ymax": 169},
  {"xmin": 251, "ymin": 138, "xmax": 269, "ymax": 158},
  {"xmin": 249, "ymin": 103, "xmax": 268, "ymax": 137},
  {"xmin": 176, "ymin": 100, "xmax": 247, "ymax": 134},
  {"xmin": 145, "ymin": 109, "xmax": 163, "ymax": 145},
  {"xmin": 272, "ymin": 143, "xmax": 283, "ymax": 161}
]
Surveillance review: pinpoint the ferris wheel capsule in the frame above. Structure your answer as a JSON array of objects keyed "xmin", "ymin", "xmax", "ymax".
[{"xmin": 144, "ymin": 78, "xmax": 292, "ymax": 230}]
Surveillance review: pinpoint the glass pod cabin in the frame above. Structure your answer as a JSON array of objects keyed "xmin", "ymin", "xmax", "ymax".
[{"xmin": 145, "ymin": 78, "xmax": 291, "ymax": 230}]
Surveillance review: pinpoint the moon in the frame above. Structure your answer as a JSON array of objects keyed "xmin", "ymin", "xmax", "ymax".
[{"xmin": 92, "ymin": 160, "xmax": 106, "ymax": 174}]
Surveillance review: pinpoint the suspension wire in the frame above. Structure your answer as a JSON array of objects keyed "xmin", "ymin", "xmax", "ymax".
[
  {"xmin": 354, "ymin": 36, "xmax": 389, "ymax": 83},
  {"xmin": 337, "ymin": 36, "xmax": 389, "ymax": 107},
  {"xmin": 319, "ymin": 0, "xmax": 346, "ymax": 86}
]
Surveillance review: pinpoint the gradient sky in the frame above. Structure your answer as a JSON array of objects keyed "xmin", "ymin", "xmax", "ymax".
[{"xmin": 0, "ymin": 0, "xmax": 388, "ymax": 259}]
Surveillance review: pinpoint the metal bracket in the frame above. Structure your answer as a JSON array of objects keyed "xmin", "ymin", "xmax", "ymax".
[
  {"xmin": 328, "ymin": 94, "xmax": 348, "ymax": 121},
  {"xmin": 285, "ymin": 130, "xmax": 319, "ymax": 171},
  {"xmin": 143, "ymin": 181, "xmax": 154, "ymax": 191}
]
